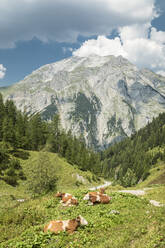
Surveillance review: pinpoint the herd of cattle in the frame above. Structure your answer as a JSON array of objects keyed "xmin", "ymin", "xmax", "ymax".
[{"xmin": 44, "ymin": 188, "xmax": 111, "ymax": 234}]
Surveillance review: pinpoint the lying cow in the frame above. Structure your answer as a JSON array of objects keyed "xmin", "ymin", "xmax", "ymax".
[
  {"xmin": 83, "ymin": 191, "xmax": 111, "ymax": 205},
  {"xmin": 44, "ymin": 215, "xmax": 88, "ymax": 234},
  {"xmin": 55, "ymin": 192, "xmax": 78, "ymax": 206}
]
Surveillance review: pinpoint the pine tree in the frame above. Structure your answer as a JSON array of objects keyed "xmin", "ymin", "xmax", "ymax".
[
  {"xmin": 0, "ymin": 93, "xmax": 5, "ymax": 141},
  {"xmin": 4, "ymin": 99, "xmax": 17, "ymax": 125},
  {"xmin": 2, "ymin": 117, "xmax": 16, "ymax": 147},
  {"xmin": 28, "ymin": 114, "xmax": 45, "ymax": 150}
]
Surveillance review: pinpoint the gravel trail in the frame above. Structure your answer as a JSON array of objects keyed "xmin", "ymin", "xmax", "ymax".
[
  {"xmin": 89, "ymin": 181, "xmax": 112, "ymax": 190},
  {"xmin": 118, "ymin": 189, "xmax": 164, "ymax": 207}
]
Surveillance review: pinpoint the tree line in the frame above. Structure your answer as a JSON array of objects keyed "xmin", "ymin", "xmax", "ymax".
[
  {"xmin": 0, "ymin": 93, "xmax": 101, "ymax": 186},
  {"xmin": 101, "ymin": 112, "xmax": 165, "ymax": 186}
]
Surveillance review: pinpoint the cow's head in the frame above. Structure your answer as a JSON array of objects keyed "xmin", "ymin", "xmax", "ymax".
[
  {"xmin": 76, "ymin": 215, "xmax": 88, "ymax": 226},
  {"xmin": 83, "ymin": 193, "xmax": 89, "ymax": 201},
  {"xmin": 55, "ymin": 192, "xmax": 64, "ymax": 197},
  {"xmin": 99, "ymin": 188, "xmax": 105, "ymax": 194}
]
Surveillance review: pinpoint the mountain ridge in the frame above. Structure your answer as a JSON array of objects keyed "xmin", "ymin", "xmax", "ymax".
[{"xmin": 1, "ymin": 54, "xmax": 165, "ymax": 149}]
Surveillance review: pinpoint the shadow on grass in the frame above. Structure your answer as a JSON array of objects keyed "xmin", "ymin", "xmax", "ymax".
[{"xmin": 11, "ymin": 150, "xmax": 30, "ymax": 160}]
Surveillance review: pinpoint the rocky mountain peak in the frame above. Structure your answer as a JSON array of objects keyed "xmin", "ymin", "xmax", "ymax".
[{"xmin": 1, "ymin": 54, "xmax": 165, "ymax": 149}]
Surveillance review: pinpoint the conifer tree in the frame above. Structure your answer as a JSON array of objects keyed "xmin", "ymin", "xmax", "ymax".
[
  {"xmin": 0, "ymin": 93, "xmax": 5, "ymax": 141},
  {"xmin": 2, "ymin": 117, "xmax": 16, "ymax": 146},
  {"xmin": 26, "ymin": 153, "xmax": 57, "ymax": 195}
]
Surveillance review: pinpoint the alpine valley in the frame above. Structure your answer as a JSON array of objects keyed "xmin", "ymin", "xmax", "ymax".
[{"xmin": 1, "ymin": 54, "xmax": 165, "ymax": 149}]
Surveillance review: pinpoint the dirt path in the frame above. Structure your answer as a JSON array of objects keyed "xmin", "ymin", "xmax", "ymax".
[
  {"xmin": 89, "ymin": 181, "xmax": 112, "ymax": 190},
  {"xmin": 118, "ymin": 189, "xmax": 164, "ymax": 207},
  {"xmin": 118, "ymin": 189, "xmax": 146, "ymax": 196},
  {"xmin": 149, "ymin": 200, "xmax": 164, "ymax": 207}
]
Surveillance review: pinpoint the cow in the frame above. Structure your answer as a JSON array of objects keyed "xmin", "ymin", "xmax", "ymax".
[
  {"xmin": 83, "ymin": 191, "xmax": 111, "ymax": 205},
  {"xmin": 55, "ymin": 192, "xmax": 78, "ymax": 206},
  {"xmin": 44, "ymin": 215, "xmax": 88, "ymax": 234}
]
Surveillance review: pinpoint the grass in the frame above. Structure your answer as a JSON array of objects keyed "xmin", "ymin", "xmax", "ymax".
[
  {"xmin": 20, "ymin": 151, "xmax": 101, "ymax": 191},
  {"xmin": 137, "ymin": 161, "xmax": 165, "ymax": 188},
  {"xmin": 0, "ymin": 151, "xmax": 165, "ymax": 248},
  {"xmin": 0, "ymin": 191, "xmax": 165, "ymax": 248},
  {"xmin": 143, "ymin": 185, "xmax": 165, "ymax": 204}
]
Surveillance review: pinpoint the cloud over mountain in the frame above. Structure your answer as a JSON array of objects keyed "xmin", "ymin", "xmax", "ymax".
[
  {"xmin": 73, "ymin": 24, "xmax": 165, "ymax": 76},
  {"xmin": 1, "ymin": 0, "xmax": 164, "ymax": 76},
  {"xmin": 0, "ymin": 0, "xmax": 157, "ymax": 48},
  {"xmin": 0, "ymin": 64, "xmax": 6, "ymax": 79}
]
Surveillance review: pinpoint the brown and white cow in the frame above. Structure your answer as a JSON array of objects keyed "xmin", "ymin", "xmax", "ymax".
[
  {"xmin": 55, "ymin": 192, "xmax": 78, "ymax": 206},
  {"xmin": 44, "ymin": 215, "xmax": 88, "ymax": 234},
  {"xmin": 83, "ymin": 191, "xmax": 111, "ymax": 205}
]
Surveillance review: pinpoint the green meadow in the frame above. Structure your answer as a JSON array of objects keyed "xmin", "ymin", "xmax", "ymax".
[{"xmin": 0, "ymin": 151, "xmax": 165, "ymax": 248}]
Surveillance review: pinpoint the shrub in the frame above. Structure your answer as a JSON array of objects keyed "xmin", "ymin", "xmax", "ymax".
[
  {"xmin": 26, "ymin": 153, "xmax": 57, "ymax": 196},
  {"xmin": 121, "ymin": 168, "xmax": 137, "ymax": 187}
]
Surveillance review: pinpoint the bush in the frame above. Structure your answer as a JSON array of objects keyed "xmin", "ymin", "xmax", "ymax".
[
  {"xmin": 11, "ymin": 150, "xmax": 29, "ymax": 160},
  {"xmin": 26, "ymin": 153, "xmax": 57, "ymax": 196},
  {"xmin": 2, "ymin": 175, "xmax": 18, "ymax": 186},
  {"xmin": 121, "ymin": 168, "xmax": 137, "ymax": 187}
]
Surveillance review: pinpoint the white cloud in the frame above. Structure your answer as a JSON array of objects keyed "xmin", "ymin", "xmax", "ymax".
[
  {"xmin": 73, "ymin": 36, "xmax": 127, "ymax": 57},
  {"xmin": 123, "ymin": 37, "xmax": 165, "ymax": 69},
  {"xmin": 156, "ymin": 70, "xmax": 165, "ymax": 77},
  {"xmin": 119, "ymin": 23, "xmax": 151, "ymax": 41},
  {"xmin": 0, "ymin": 0, "xmax": 157, "ymax": 48},
  {"xmin": 106, "ymin": 0, "xmax": 157, "ymax": 20},
  {"xmin": 73, "ymin": 25, "xmax": 165, "ymax": 75},
  {"xmin": 0, "ymin": 64, "xmax": 6, "ymax": 79},
  {"xmin": 150, "ymin": 27, "xmax": 165, "ymax": 44}
]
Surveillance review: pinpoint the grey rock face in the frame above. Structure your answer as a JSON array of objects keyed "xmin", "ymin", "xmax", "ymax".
[{"xmin": 1, "ymin": 55, "xmax": 165, "ymax": 149}]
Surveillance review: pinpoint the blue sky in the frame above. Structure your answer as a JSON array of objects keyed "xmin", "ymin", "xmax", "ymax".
[{"xmin": 0, "ymin": 0, "xmax": 165, "ymax": 86}]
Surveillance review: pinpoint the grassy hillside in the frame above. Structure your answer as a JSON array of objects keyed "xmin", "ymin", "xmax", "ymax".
[
  {"xmin": 0, "ymin": 150, "xmax": 100, "ymax": 210},
  {"xmin": 136, "ymin": 161, "xmax": 165, "ymax": 188},
  {"xmin": 21, "ymin": 151, "xmax": 101, "ymax": 191},
  {"xmin": 0, "ymin": 152, "xmax": 165, "ymax": 248}
]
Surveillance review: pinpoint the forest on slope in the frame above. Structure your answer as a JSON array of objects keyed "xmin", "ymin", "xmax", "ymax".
[
  {"xmin": 1, "ymin": 91, "xmax": 165, "ymax": 188},
  {"xmin": 101, "ymin": 112, "xmax": 165, "ymax": 186}
]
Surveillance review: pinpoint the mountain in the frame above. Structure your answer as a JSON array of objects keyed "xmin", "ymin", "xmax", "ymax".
[{"xmin": 1, "ymin": 54, "xmax": 165, "ymax": 149}]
